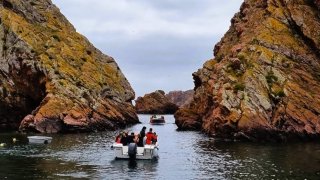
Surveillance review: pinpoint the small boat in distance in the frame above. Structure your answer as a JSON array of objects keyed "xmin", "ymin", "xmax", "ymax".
[
  {"xmin": 150, "ymin": 115, "xmax": 165, "ymax": 124},
  {"xmin": 27, "ymin": 136, "xmax": 52, "ymax": 144}
]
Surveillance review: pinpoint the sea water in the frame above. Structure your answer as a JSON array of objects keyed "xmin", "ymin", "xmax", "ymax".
[{"xmin": 0, "ymin": 115, "xmax": 319, "ymax": 179}]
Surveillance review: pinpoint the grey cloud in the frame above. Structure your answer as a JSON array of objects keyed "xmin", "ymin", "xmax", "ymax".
[
  {"xmin": 91, "ymin": 33, "xmax": 218, "ymax": 96},
  {"xmin": 52, "ymin": 0, "xmax": 243, "ymax": 97}
]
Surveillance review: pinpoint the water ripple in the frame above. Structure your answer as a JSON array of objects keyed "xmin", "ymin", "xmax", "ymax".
[{"xmin": 1, "ymin": 115, "xmax": 320, "ymax": 179}]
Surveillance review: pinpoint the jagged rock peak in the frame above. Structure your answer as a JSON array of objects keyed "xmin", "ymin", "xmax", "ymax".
[
  {"xmin": 166, "ymin": 90, "xmax": 194, "ymax": 108},
  {"xmin": 135, "ymin": 90, "xmax": 179, "ymax": 114},
  {"xmin": 175, "ymin": 0, "xmax": 320, "ymax": 141},
  {"xmin": 0, "ymin": 0, "xmax": 138, "ymax": 133}
]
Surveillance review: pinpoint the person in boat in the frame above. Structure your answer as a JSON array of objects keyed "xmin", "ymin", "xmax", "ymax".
[
  {"xmin": 140, "ymin": 127, "xmax": 146, "ymax": 139},
  {"xmin": 120, "ymin": 132, "xmax": 128, "ymax": 146},
  {"xmin": 152, "ymin": 132, "xmax": 158, "ymax": 144},
  {"xmin": 140, "ymin": 126, "xmax": 146, "ymax": 137},
  {"xmin": 115, "ymin": 131, "xmax": 125, "ymax": 143},
  {"xmin": 134, "ymin": 133, "xmax": 139, "ymax": 143},
  {"xmin": 126, "ymin": 132, "xmax": 135, "ymax": 144},
  {"xmin": 143, "ymin": 135, "xmax": 147, "ymax": 145},
  {"xmin": 137, "ymin": 126, "xmax": 146, "ymax": 147},
  {"xmin": 146, "ymin": 128, "xmax": 155, "ymax": 145},
  {"xmin": 128, "ymin": 133, "xmax": 140, "ymax": 160},
  {"xmin": 137, "ymin": 134, "xmax": 143, "ymax": 147},
  {"xmin": 115, "ymin": 133, "xmax": 122, "ymax": 143}
]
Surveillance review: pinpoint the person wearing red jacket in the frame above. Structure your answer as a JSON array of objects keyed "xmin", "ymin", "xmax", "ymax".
[{"xmin": 146, "ymin": 128, "xmax": 154, "ymax": 145}]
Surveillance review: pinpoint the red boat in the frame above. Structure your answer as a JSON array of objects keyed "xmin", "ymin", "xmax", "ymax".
[{"xmin": 150, "ymin": 115, "xmax": 165, "ymax": 124}]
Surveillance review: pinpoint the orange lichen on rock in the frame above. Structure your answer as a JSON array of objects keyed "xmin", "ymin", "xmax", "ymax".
[
  {"xmin": 0, "ymin": 0, "xmax": 138, "ymax": 133},
  {"xmin": 175, "ymin": 0, "xmax": 320, "ymax": 141}
]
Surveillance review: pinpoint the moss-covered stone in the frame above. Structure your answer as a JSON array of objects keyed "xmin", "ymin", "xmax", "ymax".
[
  {"xmin": 0, "ymin": 0, "xmax": 138, "ymax": 133},
  {"xmin": 175, "ymin": 0, "xmax": 320, "ymax": 141}
]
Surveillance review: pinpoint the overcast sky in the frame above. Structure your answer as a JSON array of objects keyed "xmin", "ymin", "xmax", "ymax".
[{"xmin": 52, "ymin": 0, "xmax": 243, "ymax": 98}]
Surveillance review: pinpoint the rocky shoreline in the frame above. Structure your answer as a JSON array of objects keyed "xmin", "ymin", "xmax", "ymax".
[{"xmin": 135, "ymin": 90, "xmax": 178, "ymax": 114}]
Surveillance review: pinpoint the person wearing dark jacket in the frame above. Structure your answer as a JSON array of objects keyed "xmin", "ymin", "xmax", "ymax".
[
  {"xmin": 138, "ymin": 126, "xmax": 146, "ymax": 147},
  {"xmin": 126, "ymin": 132, "xmax": 135, "ymax": 144},
  {"xmin": 137, "ymin": 134, "xmax": 143, "ymax": 147},
  {"xmin": 120, "ymin": 132, "xmax": 127, "ymax": 146}
]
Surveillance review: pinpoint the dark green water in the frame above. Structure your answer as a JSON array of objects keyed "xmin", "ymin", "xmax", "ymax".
[{"xmin": 0, "ymin": 115, "xmax": 320, "ymax": 179}]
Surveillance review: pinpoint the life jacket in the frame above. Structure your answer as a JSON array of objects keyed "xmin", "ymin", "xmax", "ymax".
[{"xmin": 146, "ymin": 132, "xmax": 154, "ymax": 144}]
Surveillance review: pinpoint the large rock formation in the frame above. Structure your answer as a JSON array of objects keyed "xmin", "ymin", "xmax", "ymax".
[
  {"xmin": 0, "ymin": 0, "xmax": 138, "ymax": 133},
  {"xmin": 175, "ymin": 0, "xmax": 320, "ymax": 141},
  {"xmin": 135, "ymin": 90, "xmax": 178, "ymax": 114},
  {"xmin": 166, "ymin": 90, "xmax": 194, "ymax": 108}
]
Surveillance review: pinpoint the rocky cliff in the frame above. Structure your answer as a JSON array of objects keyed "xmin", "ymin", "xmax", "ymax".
[
  {"xmin": 135, "ymin": 90, "xmax": 178, "ymax": 114},
  {"xmin": 0, "ymin": 0, "xmax": 138, "ymax": 133},
  {"xmin": 175, "ymin": 0, "xmax": 320, "ymax": 141},
  {"xmin": 166, "ymin": 90, "xmax": 194, "ymax": 108}
]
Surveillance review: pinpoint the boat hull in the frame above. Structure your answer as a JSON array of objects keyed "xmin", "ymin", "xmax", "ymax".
[
  {"xmin": 27, "ymin": 136, "xmax": 52, "ymax": 144},
  {"xmin": 112, "ymin": 143, "xmax": 159, "ymax": 160},
  {"xmin": 150, "ymin": 118, "xmax": 165, "ymax": 124}
]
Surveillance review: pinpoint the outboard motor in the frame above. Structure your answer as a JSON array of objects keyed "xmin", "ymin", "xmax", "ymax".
[{"xmin": 128, "ymin": 143, "xmax": 137, "ymax": 160}]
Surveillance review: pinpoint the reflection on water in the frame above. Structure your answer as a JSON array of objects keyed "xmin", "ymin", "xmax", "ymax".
[
  {"xmin": 207, "ymin": 141, "xmax": 320, "ymax": 179},
  {"xmin": 0, "ymin": 115, "xmax": 320, "ymax": 179}
]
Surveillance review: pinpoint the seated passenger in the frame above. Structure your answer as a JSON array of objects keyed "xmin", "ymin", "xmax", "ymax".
[
  {"xmin": 137, "ymin": 134, "xmax": 143, "ymax": 147},
  {"xmin": 152, "ymin": 132, "xmax": 158, "ymax": 144},
  {"xmin": 126, "ymin": 132, "xmax": 135, "ymax": 144},
  {"xmin": 134, "ymin": 134, "xmax": 139, "ymax": 143},
  {"xmin": 120, "ymin": 132, "xmax": 128, "ymax": 146},
  {"xmin": 146, "ymin": 128, "xmax": 154, "ymax": 145},
  {"xmin": 115, "ymin": 134, "xmax": 122, "ymax": 143}
]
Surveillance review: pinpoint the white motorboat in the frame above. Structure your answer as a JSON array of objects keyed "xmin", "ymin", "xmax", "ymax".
[
  {"xmin": 150, "ymin": 115, "xmax": 165, "ymax": 124},
  {"xmin": 112, "ymin": 143, "xmax": 159, "ymax": 160},
  {"xmin": 27, "ymin": 136, "xmax": 52, "ymax": 144}
]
